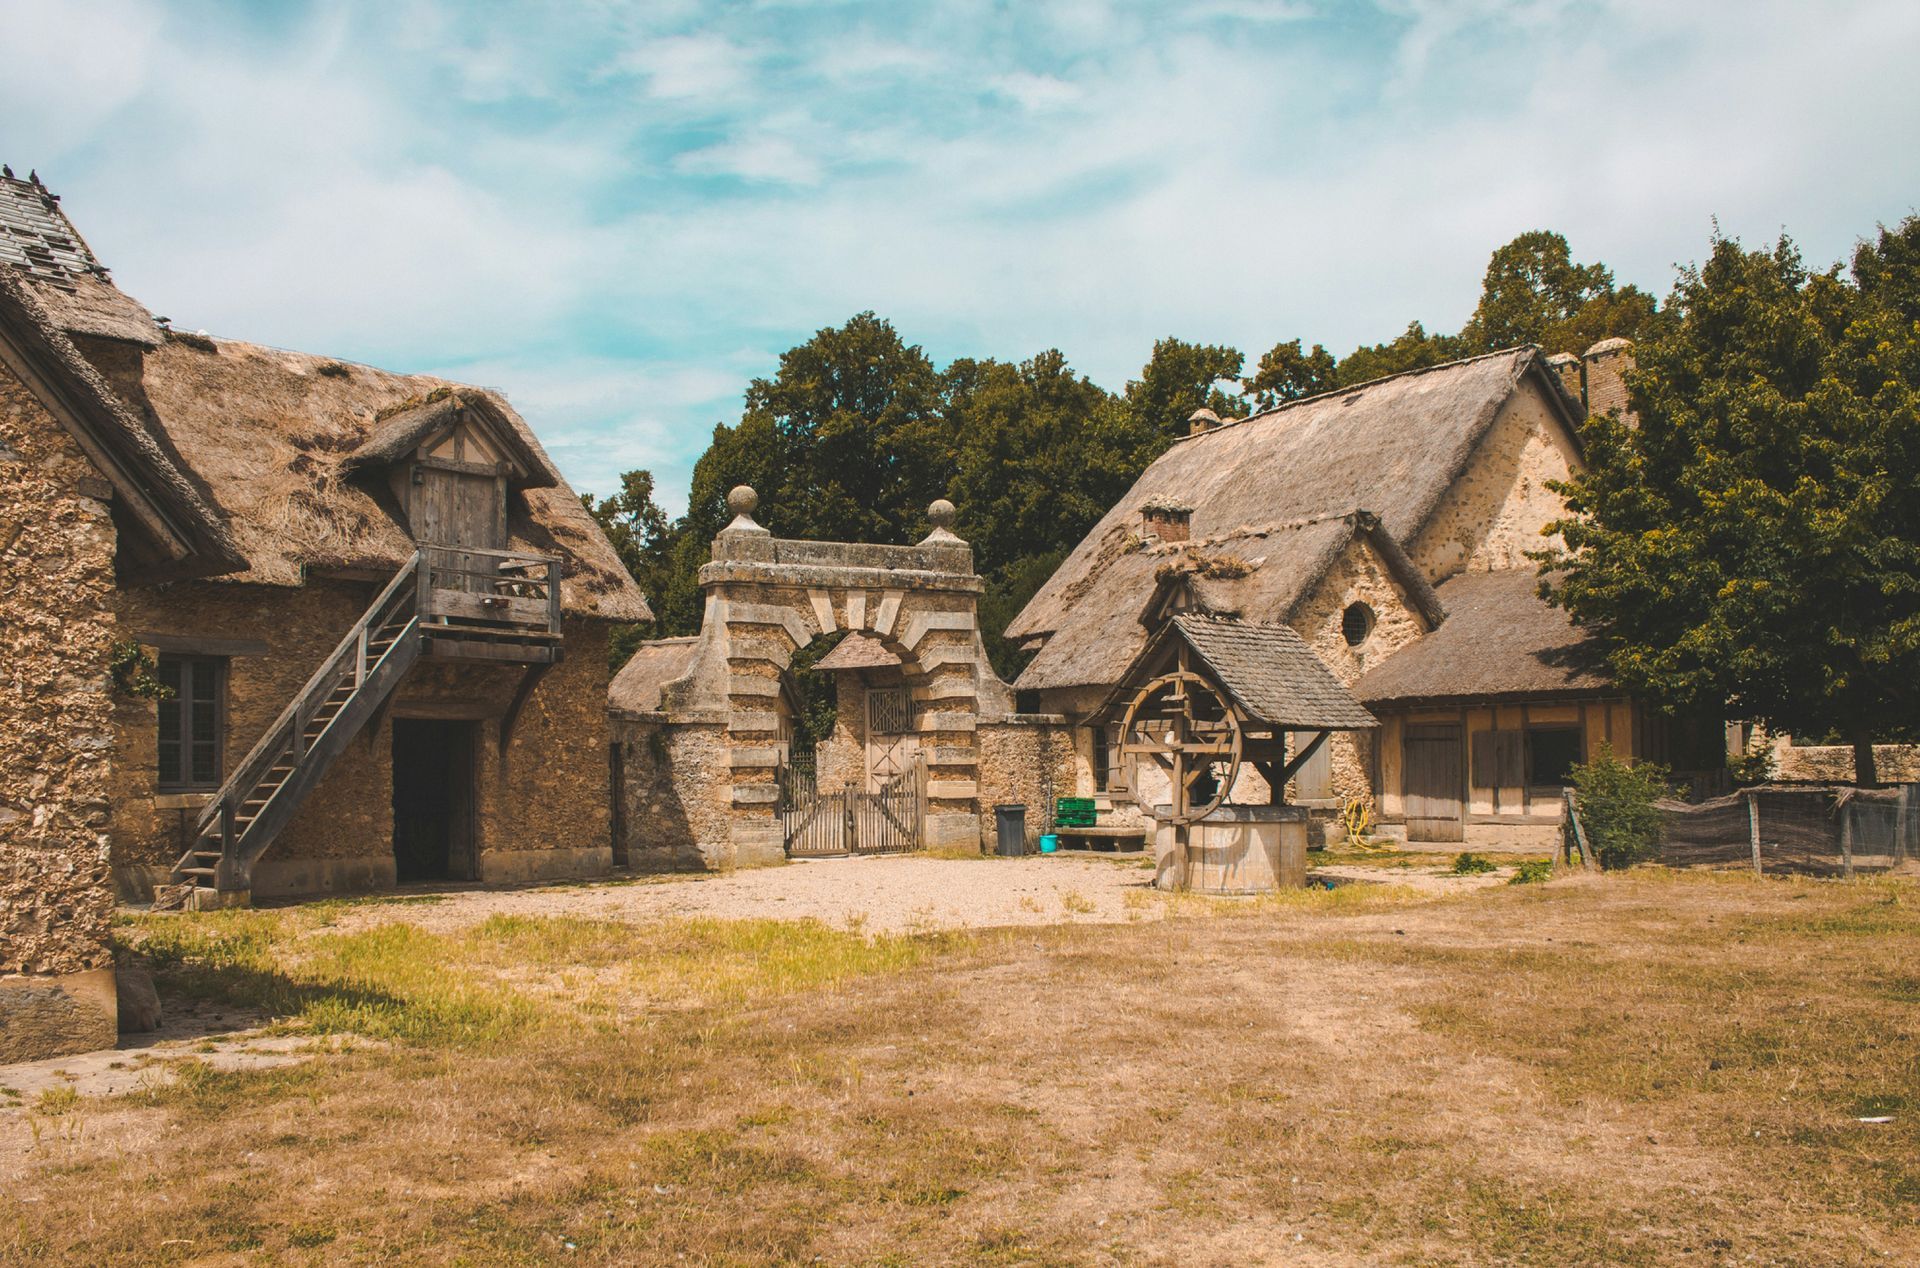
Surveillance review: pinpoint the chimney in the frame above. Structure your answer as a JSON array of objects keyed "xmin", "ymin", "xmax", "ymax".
[
  {"xmin": 1187, "ymin": 407, "xmax": 1221, "ymax": 436},
  {"xmin": 1140, "ymin": 499, "xmax": 1192, "ymax": 543},
  {"xmin": 1544, "ymin": 352, "xmax": 1583, "ymax": 410},
  {"xmin": 1582, "ymin": 338, "xmax": 1636, "ymax": 425}
]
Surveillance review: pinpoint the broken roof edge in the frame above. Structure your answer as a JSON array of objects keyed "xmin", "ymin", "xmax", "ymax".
[{"xmin": 0, "ymin": 269, "xmax": 245, "ymax": 579}]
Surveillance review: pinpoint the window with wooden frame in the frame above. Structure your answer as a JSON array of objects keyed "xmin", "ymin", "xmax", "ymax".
[{"xmin": 156, "ymin": 654, "xmax": 225, "ymax": 791}]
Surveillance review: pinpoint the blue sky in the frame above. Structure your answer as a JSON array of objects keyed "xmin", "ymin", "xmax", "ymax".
[{"xmin": 5, "ymin": 0, "xmax": 1918, "ymax": 514}]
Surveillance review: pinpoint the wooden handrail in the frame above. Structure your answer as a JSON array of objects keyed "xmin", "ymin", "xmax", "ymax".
[{"xmin": 195, "ymin": 552, "xmax": 423, "ymax": 836}]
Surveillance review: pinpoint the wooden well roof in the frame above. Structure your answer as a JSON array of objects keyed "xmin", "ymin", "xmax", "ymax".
[{"xmin": 1100, "ymin": 614, "xmax": 1377, "ymax": 732}]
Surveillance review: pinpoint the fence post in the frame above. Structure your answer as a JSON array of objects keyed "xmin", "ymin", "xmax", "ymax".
[
  {"xmin": 1841, "ymin": 797, "xmax": 1855, "ymax": 879},
  {"xmin": 1563, "ymin": 789, "xmax": 1596, "ymax": 872},
  {"xmin": 1900, "ymin": 783, "xmax": 1917, "ymax": 866},
  {"xmin": 1746, "ymin": 792, "xmax": 1762, "ymax": 876}
]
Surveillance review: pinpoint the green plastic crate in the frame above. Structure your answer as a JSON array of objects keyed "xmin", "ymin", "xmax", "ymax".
[{"xmin": 1055, "ymin": 797, "xmax": 1097, "ymax": 827}]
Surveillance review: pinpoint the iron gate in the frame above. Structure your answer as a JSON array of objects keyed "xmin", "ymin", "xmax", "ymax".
[{"xmin": 779, "ymin": 753, "xmax": 925, "ymax": 857}]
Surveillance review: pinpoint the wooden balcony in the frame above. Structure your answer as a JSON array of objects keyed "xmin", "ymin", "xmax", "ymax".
[{"xmin": 418, "ymin": 545, "xmax": 564, "ymax": 662}]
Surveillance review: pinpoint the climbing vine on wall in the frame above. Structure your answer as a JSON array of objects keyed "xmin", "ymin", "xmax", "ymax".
[{"xmin": 109, "ymin": 640, "xmax": 174, "ymax": 701}]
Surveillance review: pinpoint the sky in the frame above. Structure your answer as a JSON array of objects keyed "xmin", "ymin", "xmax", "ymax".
[{"xmin": 4, "ymin": 0, "xmax": 1918, "ymax": 515}]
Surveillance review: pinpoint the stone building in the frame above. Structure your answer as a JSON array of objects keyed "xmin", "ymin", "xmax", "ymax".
[
  {"xmin": 0, "ymin": 170, "xmax": 647, "ymax": 934},
  {"xmin": 1009, "ymin": 344, "xmax": 1723, "ymax": 848},
  {"xmin": 610, "ymin": 490, "xmax": 1072, "ymax": 864}
]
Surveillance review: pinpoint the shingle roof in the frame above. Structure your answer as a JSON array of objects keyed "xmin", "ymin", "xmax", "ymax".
[
  {"xmin": 1095, "ymin": 614, "xmax": 1376, "ymax": 731},
  {"xmin": 0, "ymin": 170, "xmax": 160, "ymax": 346},
  {"xmin": 1351, "ymin": 569, "xmax": 1612, "ymax": 706},
  {"xmin": 609, "ymin": 637, "xmax": 701, "ymax": 715},
  {"xmin": 1171, "ymin": 614, "xmax": 1378, "ymax": 730}
]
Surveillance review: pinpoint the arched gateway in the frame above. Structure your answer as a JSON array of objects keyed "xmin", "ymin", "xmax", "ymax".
[{"xmin": 609, "ymin": 489, "xmax": 1066, "ymax": 870}]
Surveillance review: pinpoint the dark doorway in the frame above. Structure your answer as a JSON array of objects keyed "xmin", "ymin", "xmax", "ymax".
[{"xmin": 392, "ymin": 719, "xmax": 477, "ymax": 883}]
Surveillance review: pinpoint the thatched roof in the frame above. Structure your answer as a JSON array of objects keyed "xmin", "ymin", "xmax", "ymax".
[
  {"xmin": 126, "ymin": 335, "xmax": 648, "ymax": 619},
  {"xmin": 344, "ymin": 390, "xmax": 558, "ymax": 489},
  {"xmin": 609, "ymin": 637, "xmax": 701, "ymax": 716},
  {"xmin": 1351, "ymin": 569, "xmax": 1611, "ymax": 706},
  {"xmin": 812, "ymin": 632, "xmax": 900, "ymax": 672},
  {"xmin": 1097, "ymin": 614, "xmax": 1376, "ymax": 731},
  {"xmin": 0, "ymin": 267, "xmax": 243, "ymax": 579},
  {"xmin": 1013, "ymin": 511, "xmax": 1439, "ymax": 694},
  {"xmin": 0, "ymin": 170, "xmax": 160, "ymax": 347},
  {"xmin": 1009, "ymin": 348, "xmax": 1574, "ymax": 663}
]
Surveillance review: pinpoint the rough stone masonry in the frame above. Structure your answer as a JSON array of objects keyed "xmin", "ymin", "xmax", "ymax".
[{"xmin": 0, "ymin": 357, "xmax": 120, "ymax": 1061}]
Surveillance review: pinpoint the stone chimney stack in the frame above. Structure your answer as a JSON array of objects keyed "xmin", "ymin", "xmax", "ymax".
[
  {"xmin": 1544, "ymin": 352, "xmax": 1583, "ymax": 409},
  {"xmin": 1187, "ymin": 407, "xmax": 1221, "ymax": 436},
  {"xmin": 1582, "ymin": 338, "xmax": 1636, "ymax": 425},
  {"xmin": 1140, "ymin": 499, "xmax": 1192, "ymax": 543}
]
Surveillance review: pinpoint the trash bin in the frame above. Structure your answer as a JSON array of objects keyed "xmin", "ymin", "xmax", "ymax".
[
  {"xmin": 1039, "ymin": 833, "xmax": 1059, "ymax": 854},
  {"xmin": 994, "ymin": 804, "xmax": 1027, "ymax": 857}
]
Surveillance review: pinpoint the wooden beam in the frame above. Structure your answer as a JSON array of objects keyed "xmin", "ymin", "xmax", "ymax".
[{"xmin": 499, "ymin": 662, "xmax": 555, "ymax": 782}]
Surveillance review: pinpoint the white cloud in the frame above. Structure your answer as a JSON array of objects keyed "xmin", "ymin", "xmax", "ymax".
[
  {"xmin": 607, "ymin": 33, "xmax": 752, "ymax": 102},
  {"xmin": 674, "ymin": 134, "xmax": 824, "ymax": 185}
]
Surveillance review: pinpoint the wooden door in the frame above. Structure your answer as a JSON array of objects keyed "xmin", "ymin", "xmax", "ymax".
[
  {"xmin": 1405, "ymin": 723, "xmax": 1465, "ymax": 842},
  {"xmin": 414, "ymin": 466, "xmax": 505, "ymax": 592},
  {"xmin": 864, "ymin": 686, "xmax": 919, "ymax": 791}
]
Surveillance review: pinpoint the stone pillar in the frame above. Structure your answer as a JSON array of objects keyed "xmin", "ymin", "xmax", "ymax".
[{"xmin": 1582, "ymin": 338, "xmax": 1635, "ymax": 425}]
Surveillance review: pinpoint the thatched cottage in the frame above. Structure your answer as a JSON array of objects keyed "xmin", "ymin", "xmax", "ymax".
[
  {"xmin": 0, "ymin": 168, "xmax": 647, "ymax": 948},
  {"xmin": 1009, "ymin": 343, "xmax": 1724, "ymax": 846}
]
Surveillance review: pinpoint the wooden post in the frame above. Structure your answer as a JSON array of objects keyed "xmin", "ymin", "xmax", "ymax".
[
  {"xmin": 417, "ymin": 549, "xmax": 433, "ymax": 621},
  {"xmin": 547, "ymin": 558, "xmax": 564, "ymax": 634},
  {"xmin": 355, "ymin": 624, "xmax": 369, "ymax": 686},
  {"xmin": 1564, "ymin": 789, "xmax": 1596, "ymax": 871},
  {"xmin": 1747, "ymin": 791, "xmax": 1762, "ymax": 876},
  {"xmin": 1841, "ymin": 797, "xmax": 1855, "ymax": 879}
]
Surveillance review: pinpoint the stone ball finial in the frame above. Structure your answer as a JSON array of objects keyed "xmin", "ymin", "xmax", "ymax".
[
  {"xmin": 927, "ymin": 498, "xmax": 956, "ymax": 531},
  {"xmin": 727, "ymin": 485, "xmax": 759, "ymax": 517}
]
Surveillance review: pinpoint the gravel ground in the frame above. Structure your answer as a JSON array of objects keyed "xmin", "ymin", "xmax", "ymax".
[
  {"xmin": 325, "ymin": 854, "xmax": 1167, "ymax": 936},
  {"xmin": 314, "ymin": 853, "xmax": 1507, "ymax": 937}
]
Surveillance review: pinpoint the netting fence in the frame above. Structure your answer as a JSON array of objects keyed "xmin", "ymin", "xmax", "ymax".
[{"xmin": 1655, "ymin": 784, "xmax": 1920, "ymax": 877}]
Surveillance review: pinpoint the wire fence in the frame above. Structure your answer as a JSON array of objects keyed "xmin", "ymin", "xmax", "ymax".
[{"xmin": 1657, "ymin": 784, "xmax": 1919, "ymax": 877}]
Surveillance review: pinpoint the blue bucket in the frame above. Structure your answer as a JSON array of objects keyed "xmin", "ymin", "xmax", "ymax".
[{"xmin": 1039, "ymin": 833, "xmax": 1059, "ymax": 854}]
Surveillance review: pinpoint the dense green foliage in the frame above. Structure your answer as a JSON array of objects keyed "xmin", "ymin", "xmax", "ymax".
[
  {"xmin": 1542, "ymin": 219, "xmax": 1920, "ymax": 784},
  {"xmin": 1568, "ymin": 745, "xmax": 1671, "ymax": 870},
  {"xmin": 588, "ymin": 230, "xmax": 1657, "ymax": 674}
]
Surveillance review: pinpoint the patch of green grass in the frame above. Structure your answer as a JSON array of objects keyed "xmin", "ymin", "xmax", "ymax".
[
  {"xmin": 1451, "ymin": 852, "xmax": 1499, "ymax": 875},
  {"xmin": 1509, "ymin": 859, "xmax": 1554, "ymax": 885}
]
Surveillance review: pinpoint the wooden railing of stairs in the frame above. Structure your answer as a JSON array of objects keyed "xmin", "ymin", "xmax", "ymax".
[{"xmin": 168, "ymin": 552, "xmax": 428, "ymax": 903}]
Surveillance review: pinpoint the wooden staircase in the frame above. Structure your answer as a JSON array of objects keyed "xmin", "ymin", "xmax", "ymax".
[
  {"xmin": 168, "ymin": 554, "xmax": 428, "ymax": 902},
  {"xmin": 166, "ymin": 545, "xmax": 567, "ymax": 905}
]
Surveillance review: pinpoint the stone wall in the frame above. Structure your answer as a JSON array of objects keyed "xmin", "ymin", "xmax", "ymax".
[
  {"xmin": 111, "ymin": 581, "xmax": 618, "ymax": 897},
  {"xmin": 1410, "ymin": 387, "xmax": 1582, "ymax": 582},
  {"xmin": 976, "ymin": 718, "xmax": 1076, "ymax": 849},
  {"xmin": 1772, "ymin": 739, "xmax": 1920, "ymax": 785},
  {"xmin": 0, "ymin": 359, "xmax": 119, "ymax": 1060},
  {"xmin": 614, "ymin": 720, "xmax": 733, "ymax": 871}
]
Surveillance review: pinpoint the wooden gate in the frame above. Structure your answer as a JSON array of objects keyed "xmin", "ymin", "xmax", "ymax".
[
  {"xmin": 779, "ymin": 753, "xmax": 925, "ymax": 857},
  {"xmin": 1404, "ymin": 723, "xmax": 1465, "ymax": 842}
]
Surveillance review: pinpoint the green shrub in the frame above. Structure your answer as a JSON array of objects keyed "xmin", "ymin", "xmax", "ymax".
[
  {"xmin": 1509, "ymin": 859, "xmax": 1554, "ymax": 885},
  {"xmin": 1450, "ymin": 852, "xmax": 1498, "ymax": 875},
  {"xmin": 1568, "ymin": 744, "xmax": 1670, "ymax": 870},
  {"xmin": 1727, "ymin": 736, "xmax": 1777, "ymax": 787}
]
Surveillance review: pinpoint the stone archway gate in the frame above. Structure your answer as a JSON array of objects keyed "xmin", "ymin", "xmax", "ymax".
[{"xmin": 654, "ymin": 488, "xmax": 1013, "ymax": 865}]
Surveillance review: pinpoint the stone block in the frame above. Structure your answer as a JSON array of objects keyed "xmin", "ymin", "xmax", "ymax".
[
  {"xmin": 0, "ymin": 969, "xmax": 116, "ymax": 1063},
  {"xmin": 731, "ymin": 784, "xmax": 780, "ymax": 806},
  {"xmin": 729, "ymin": 746, "xmax": 783, "ymax": 769}
]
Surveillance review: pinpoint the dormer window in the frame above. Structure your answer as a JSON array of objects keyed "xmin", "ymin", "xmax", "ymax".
[
  {"xmin": 342, "ymin": 391, "xmax": 558, "ymax": 553},
  {"xmin": 1140, "ymin": 499, "xmax": 1193, "ymax": 543}
]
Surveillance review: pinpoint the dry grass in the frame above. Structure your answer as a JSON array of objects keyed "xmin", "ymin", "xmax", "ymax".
[{"xmin": 4, "ymin": 870, "xmax": 1917, "ymax": 1265}]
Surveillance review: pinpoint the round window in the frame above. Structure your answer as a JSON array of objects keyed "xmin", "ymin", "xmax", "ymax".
[{"xmin": 1341, "ymin": 602, "xmax": 1375, "ymax": 647}]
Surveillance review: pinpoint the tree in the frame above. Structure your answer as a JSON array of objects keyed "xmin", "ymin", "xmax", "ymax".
[
  {"xmin": 1246, "ymin": 338, "xmax": 1337, "ymax": 411},
  {"xmin": 583, "ymin": 469, "xmax": 674, "ymax": 665},
  {"xmin": 1122, "ymin": 337, "xmax": 1245, "ymax": 451},
  {"xmin": 1540, "ymin": 223, "xmax": 1920, "ymax": 785},
  {"xmin": 1330, "ymin": 321, "xmax": 1464, "ymax": 387},
  {"xmin": 1462, "ymin": 229, "xmax": 1658, "ymax": 355}
]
